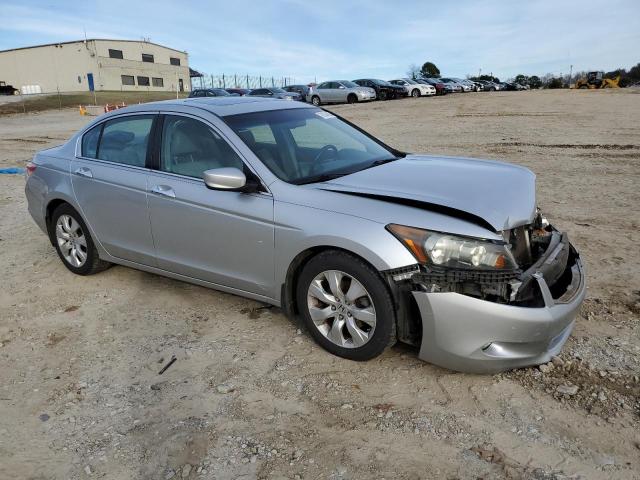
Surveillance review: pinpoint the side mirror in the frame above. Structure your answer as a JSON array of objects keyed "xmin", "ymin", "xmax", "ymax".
[
  {"xmin": 338, "ymin": 85, "xmax": 346, "ymax": 89},
  {"xmin": 203, "ymin": 167, "xmax": 247, "ymax": 190}
]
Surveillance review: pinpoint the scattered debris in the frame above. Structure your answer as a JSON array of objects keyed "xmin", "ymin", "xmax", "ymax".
[{"xmin": 158, "ymin": 355, "xmax": 177, "ymax": 375}]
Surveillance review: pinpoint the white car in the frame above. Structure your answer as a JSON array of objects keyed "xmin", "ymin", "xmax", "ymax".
[{"xmin": 388, "ymin": 78, "xmax": 436, "ymax": 97}]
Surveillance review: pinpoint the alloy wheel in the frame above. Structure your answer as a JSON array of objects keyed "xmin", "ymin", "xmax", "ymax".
[
  {"xmin": 55, "ymin": 214, "xmax": 88, "ymax": 267},
  {"xmin": 306, "ymin": 270, "xmax": 376, "ymax": 348}
]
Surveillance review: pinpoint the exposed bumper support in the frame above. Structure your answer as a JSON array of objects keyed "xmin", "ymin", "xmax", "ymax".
[{"xmin": 412, "ymin": 254, "xmax": 585, "ymax": 373}]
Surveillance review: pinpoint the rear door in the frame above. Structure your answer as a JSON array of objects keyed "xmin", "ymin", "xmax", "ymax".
[
  {"xmin": 146, "ymin": 113, "xmax": 275, "ymax": 297},
  {"xmin": 71, "ymin": 114, "xmax": 156, "ymax": 265}
]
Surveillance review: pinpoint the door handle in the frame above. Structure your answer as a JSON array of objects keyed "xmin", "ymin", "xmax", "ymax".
[
  {"xmin": 74, "ymin": 166, "xmax": 93, "ymax": 178},
  {"xmin": 150, "ymin": 185, "xmax": 176, "ymax": 198}
]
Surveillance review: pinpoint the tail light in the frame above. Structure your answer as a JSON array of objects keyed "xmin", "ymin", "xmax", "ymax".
[{"xmin": 26, "ymin": 161, "xmax": 37, "ymax": 177}]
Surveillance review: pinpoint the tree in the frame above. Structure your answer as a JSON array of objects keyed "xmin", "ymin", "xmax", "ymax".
[
  {"xmin": 514, "ymin": 74, "xmax": 528, "ymax": 86},
  {"xmin": 528, "ymin": 75, "xmax": 542, "ymax": 89},
  {"xmin": 546, "ymin": 77, "xmax": 564, "ymax": 89},
  {"xmin": 420, "ymin": 62, "xmax": 440, "ymax": 77},
  {"xmin": 407, "ymin": 64, "xmax": 421, "ymax": 80}
]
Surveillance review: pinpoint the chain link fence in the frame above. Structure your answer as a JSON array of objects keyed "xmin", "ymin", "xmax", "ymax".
[{"xmin": 191, "ymin": 74, "xmax": 299, "ymax": 90}]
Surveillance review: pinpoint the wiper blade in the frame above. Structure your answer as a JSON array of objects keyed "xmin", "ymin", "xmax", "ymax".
[{"xmin": 293, "ymin": 172, "xmax": 350, "ymax": 185}]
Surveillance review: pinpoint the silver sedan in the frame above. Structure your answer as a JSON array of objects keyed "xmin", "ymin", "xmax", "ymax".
[
  {"xmin": 306, "ymin": 80, "xmax": 376, "ymax": 105},
  {"xmin": 25, "ymin": 97, "xmax": 585, "ymax": 373}
]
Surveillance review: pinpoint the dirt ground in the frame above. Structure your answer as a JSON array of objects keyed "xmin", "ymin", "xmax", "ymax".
[{"xmin": 1, "ymin": 90, "xmax": 639, "ymax": 480}]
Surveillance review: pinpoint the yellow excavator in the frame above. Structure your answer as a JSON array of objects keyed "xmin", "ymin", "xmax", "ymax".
[{"xmin": 574, "ymin": 71, "xmax": 620, "ymax": 89}]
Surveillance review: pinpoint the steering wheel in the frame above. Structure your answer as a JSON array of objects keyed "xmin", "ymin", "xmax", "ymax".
[{"xmin": 310, "ymin": 145, "xmax": 339, "ymax": 174}]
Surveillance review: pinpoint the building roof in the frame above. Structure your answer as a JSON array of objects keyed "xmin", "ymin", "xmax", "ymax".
[{"xmin": 0, "ymin": 38, "xmax": 187, "ymax": 55}]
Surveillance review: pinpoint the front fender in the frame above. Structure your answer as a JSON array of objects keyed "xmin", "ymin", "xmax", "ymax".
[{"xmin": 273, "ymin": 201, "xmax": 416, "ymax": 303}]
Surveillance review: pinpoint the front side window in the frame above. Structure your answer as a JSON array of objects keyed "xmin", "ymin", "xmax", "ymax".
[
  {"xmin": 160, "ymin": 115, "xmax": 244, "ymax": 178},
  {"xmin": 97, "ymin": 116, "xmax": 154, "ymax": 167},
  {"xmin": 224, "ymin": 108, "xmax": 401, "ymax": 184}
]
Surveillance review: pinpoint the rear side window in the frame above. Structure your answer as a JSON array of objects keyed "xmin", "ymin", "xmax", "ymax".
[
  {"xmin": 81, "ymin": 124, "xmax": 102, "ymax": 158},
  {"xmin": 96, "ymin": 116, "xmax": 154, "ymax": 167}
]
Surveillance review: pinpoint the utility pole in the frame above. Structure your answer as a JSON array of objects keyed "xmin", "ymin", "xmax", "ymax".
[{"xmin": 569, "ymin": 65, "xmax": 573, "ymax": 86}]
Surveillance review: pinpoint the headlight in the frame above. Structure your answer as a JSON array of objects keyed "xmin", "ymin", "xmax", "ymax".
[{"xmin": 387, "ymin": 224, "xmax": 517, "ymax": 270}]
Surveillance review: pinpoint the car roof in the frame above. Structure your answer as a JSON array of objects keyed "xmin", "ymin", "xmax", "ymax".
[{"xmin": 105, "ymin": 97, "xmax": 314, "ymax": 118}]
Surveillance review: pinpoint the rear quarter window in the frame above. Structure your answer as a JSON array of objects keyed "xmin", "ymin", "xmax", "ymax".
[{"xmin": 81, "ymin": 124, "xmax": 102, "ymax": 158}]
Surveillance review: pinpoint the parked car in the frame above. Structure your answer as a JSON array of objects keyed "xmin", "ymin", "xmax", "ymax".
[
  {"xmin": 417, "ymin": 77, "xmax": 452, "ymax": 95},
  {"xmin": 441, "ymin": 78, "xmax": 472, "ymax": 92},
  {"xmin": 476, "ymin": 80, "xmax": 500, "ymax": 91},
  {"xmin": 352, "ymin": 79, "xmax": 404, "ymax": 100},
  {"xmin": 0, "ymin": 81, "xmax": 19, "ymax": 95},
  {"xmin": 283, "ymin": 85, "xmax": 311, "ymax": 102},
  {"xmin": 437, "ymin": 78, "xmax": 463, "ymax": 92},
  {"xmin": 455, "ymin": 79, "xmax": 482, "ymax": 92},
  {"xmin": 189, "ymin": 88, "xmax": 238, "ymax": 98},
  {"xmin": 25, "ymin": 97, "xmax": 585, "ymax": 373},
  {"xmin": 306, "ymin": 80, "xmax": 376, "ymax": 105},
  {"xmin": 247, "ymin": 88, "xmax": 301, "ymax": 101},
  {"xmin": 225, "ymin": 88, "xmax": 252, "ymax": 96},
  {"xmin": 388, "ymin": 78, "xmax": 436, "ymax": 97}
]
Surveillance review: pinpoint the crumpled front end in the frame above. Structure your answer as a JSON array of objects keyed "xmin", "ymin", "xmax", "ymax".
[{"xmin": 387, "ymin": 216, "xmax": 586, "ymax": 373}]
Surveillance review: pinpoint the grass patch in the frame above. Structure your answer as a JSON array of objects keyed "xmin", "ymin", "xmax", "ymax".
[{"xmin": 0, "ymin": 91, "xmax": 189, "ymax": 115}]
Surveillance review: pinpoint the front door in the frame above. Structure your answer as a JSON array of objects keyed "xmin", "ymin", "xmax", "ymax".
[
  {"xmin": 87, "ymin": 73, "xmax": 94, "ymax": 91},
  {"xmin": 71, "ymin": 114, "xmax": 156, "ymax": 265},
  {"xmin": 146, "ymin": 114, "xmax": 274, "ymax": 297}
]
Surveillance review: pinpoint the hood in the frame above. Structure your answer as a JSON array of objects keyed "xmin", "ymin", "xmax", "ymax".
[{"xmin": 315, "ymin": 155, "xmax": 537, "ymax": 232}]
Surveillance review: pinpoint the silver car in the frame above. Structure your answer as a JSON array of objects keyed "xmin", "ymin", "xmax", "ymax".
[
  {"xmin": 25, "ymin": 97, "xmax": 585, "ymax": 373},
  {"xmin": 306, "ymin": 80, "xmax": 376, "ymax": 106}
]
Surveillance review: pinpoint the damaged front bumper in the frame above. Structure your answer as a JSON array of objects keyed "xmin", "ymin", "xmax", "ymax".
[{"xmin": 390, "ymin": 230, "xmax": 586, "ymax": 373}]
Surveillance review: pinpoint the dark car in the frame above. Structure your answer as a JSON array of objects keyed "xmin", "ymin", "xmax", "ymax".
[
  {"xmin": 225, "ymin": 88, "xmax": 252, "ymax": 96},
  {"xmin": 0, "ymin": 81, "xmax": 19, "ymax": 95},
  {"xmin": 283, "ymin": 85, "xmax": 310, "ymax": 102},
  {"xmin": 247, "ymin": 87, "xmax": 301, "ymax": 101},
  {"xmin": 189, "ymin": 88, "xmax": 238, "ymax": 98},
  {"xmin": 416, "ymin": 78, "xmax": 449, "ymax": 95},
  {"xmin": 352, "ymin": 79, "xmax": 404, "ymax": 100}
]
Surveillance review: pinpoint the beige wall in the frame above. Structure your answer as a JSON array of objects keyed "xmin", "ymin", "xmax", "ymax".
[{"xmin": 0, "ymin": 40, "xmax": 190, "ymax": 94}]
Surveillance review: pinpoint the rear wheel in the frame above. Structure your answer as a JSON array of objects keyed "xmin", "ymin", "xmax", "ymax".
[
  {"xmin": 411, "ymin": 89, "xmax": 420, "ymax": 98},
  {"xmin": 49, "ymin": 204, "xmax": 111, "ymax": 275},
  {"xmin": 311, "ymin": 95, "xmax": 321, "ymax": 106},
  {"xmin": 296, "ymin": 250, "xmax": 396, "ymax": 361},
  {"xmin": 347, "ymin": 94, "xmax": 358, "ymax": 104}
]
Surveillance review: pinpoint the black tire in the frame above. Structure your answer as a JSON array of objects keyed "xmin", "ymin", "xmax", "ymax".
[
  {"xmin": 296, "ymin": 250, "xmax": 396, "ymax": 361},
  {"xmin": 411, "ymin": 88, "xmax": 420, "ymax": 98},
  {"xmin": 378, "ymin": 90, "xmax": 387, "ymax": 101},
  {"xmin": 347, "ymin": 93, "xmax": 358, "ymax": 104},
  {"xmin": 49, "ymin": 203, "xmax": 111, "ymax": 275},
  {"xmin": 311, "ymin": 95, "xmax": 321, "ymax": 106}
]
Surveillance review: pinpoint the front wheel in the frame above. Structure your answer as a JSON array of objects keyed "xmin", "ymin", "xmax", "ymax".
[
  {"xmin": 411, "ymin": 89, "xmax": 420, "ymax": 98},
  {"xmin": 347, "ymin": 94, "xmax": 358, "ymax": 104},
  {"xmin": 296, "ymin": 251, "xmax": 396, "ymax": 361}
]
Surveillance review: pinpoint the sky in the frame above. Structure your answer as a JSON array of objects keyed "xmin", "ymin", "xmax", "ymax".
[{"xmin": 0, "ymin": 0, "xmax": 638, "ymax": 83}]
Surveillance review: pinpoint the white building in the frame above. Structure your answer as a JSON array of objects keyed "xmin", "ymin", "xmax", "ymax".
[{"xmin": 0, "ymin": 39, "xmax": 190, "ymax": 94}]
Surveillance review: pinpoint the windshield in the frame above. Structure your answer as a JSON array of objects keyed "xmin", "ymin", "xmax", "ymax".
[
  {"xmin": 212, "ymin": 89, "xmax": 230, "ymax": 96},
  {"xmin": 339, "ymin": 81, "xmax": 359, "ymax": 88},
  {"xmin": 372, "ymin": 79, "xmax": 391, "ymax": 86},
  {"xmin": 404, "ymin": 78, "xmax": 418, "ymax": 84},
  {"xmin": 271, "ymin": 88, "xmax": 286, "ymax": 94},
  {"xmin": 224, "ymin": 108, "xmax": 401, "ymax": 184}
]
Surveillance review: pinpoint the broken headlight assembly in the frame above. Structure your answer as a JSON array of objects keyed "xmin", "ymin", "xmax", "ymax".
[{"xmin": 386, "ymin": 224, "xmax": 517, "ymax": 270}]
